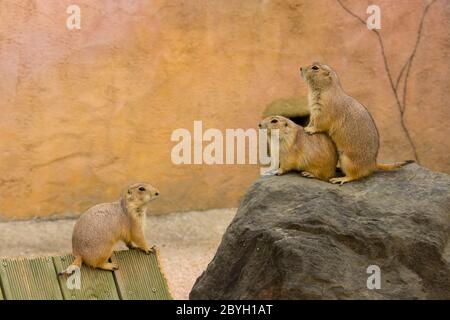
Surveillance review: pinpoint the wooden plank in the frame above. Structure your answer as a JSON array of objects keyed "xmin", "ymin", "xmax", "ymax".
[
  {"xmin": 53, "ymin": 254, "xmax": 120, "ymax": 300},
  {"xmin": 0, "ymin": 256, "xmax": 63, "ymax": 300},
  {"xmin": 0, "ymin": 275, "xmax": 4, "ymax": 300},
  {"xmin": 112, "ymin": 248, "xmax": 172, "ymax": 300}
]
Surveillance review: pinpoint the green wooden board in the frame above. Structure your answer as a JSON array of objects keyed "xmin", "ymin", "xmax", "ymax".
[
  {"xmin": 112, "ymin": 249, "xmax": 172, "ymax": 300},
  {"xmin": 0, "ymin": 249, "xmax": 171, "ymax": 300},
  {"xmin": 0, "ymin": 276, "xmax": 4, "ymax": 300},
  {"xmin": 53, "ymin": 254, "xmax": 120, "ymax": 300},
  {"xmin": 0, "ymin": 256, "xmax": 63, "ymax": 300}
]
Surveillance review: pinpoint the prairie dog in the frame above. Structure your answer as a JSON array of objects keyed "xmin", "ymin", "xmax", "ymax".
[
  {"xmin": 300, "ymin": 62, "xmax": 411, "ymax": 184},
  {"xmin": 59, "ymin": 182, "xmax": 159, "ymax": 275},
  {"xmin": 259, "ymin": 116, "xmax": 338, "ymax": 181}
]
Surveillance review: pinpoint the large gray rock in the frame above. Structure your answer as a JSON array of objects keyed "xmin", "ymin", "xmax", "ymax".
[{"xmin": 190, "ymin": 164, "xmax": 450, "ymax": 299}]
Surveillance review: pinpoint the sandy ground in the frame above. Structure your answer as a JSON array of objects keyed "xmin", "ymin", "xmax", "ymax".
[{"xmin": 0, "ymin": 208, "xmax": 236, "ymax": 300}]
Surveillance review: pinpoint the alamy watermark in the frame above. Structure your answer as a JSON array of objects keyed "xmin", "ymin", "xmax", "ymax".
[
  {"xmin": 64, "ymin": 3, "xmax": 380, "ymax": 31},
  {"xmin": 366, "ymin": 265, "xmax": 381, "ymax": 290},
  {"xmin": 367, "ymin": 5, "xmax": 381, "ymax": 30},
  {"xmin": 66, "ymin": 5, "xmax": 81, "ymax": 30},
  {"xmin": 170, "ymin": 121, "xmax": 279, "ymax": 175},
  {"xmin": 66, "ymin": 267, "xmax": 81, "ymax": 290}
]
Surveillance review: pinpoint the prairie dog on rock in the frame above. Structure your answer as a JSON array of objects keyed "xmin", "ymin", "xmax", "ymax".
[
  {"xmin": 259, "ymin": 116, "xmax": 338, "ymax": 181},
  {"xmin": 300, "ymin": 62, "xmax": 412, "ymax": 184},
  {"xmin": 59, "ymin": 182, "xmax": 159, "ymax": 275}
]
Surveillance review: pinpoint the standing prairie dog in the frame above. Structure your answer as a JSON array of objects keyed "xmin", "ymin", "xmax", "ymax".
[
  {"xmin": 259, "ymin": 116, "xmax": 338, "ymax": 181},
  {"xmin": 59, "ymin": 182, "xmax": 159, "ymax": 275},
  {"xmin": 300, "ymin": 62, "xmax": 412, "ymax": 185}
]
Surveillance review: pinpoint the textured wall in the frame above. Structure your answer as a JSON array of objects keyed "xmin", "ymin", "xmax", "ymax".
[{"xmin": 0, "ymin": 0, "xmax": 449, "ymax": 220}]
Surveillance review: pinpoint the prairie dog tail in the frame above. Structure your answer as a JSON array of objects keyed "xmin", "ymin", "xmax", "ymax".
[
  {"xmin": 58, "ymin": 256, "xmax": 82, "ymax": 276},
  {"xmin": 376, "ymin": 160, "xmax": 414, "ymax": 171}
]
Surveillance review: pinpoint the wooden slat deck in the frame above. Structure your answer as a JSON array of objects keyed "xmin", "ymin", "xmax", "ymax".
[
  {"xmin": 0, "ymin": 256, "xmax": 63, "ymax": 300},
  {"xmin": 0, "ymin": 248, "xmax": 172, "ymax": 300},
  {"xmin": 0, "ymin": 275, "xmax": 4, "ymax": 300},
  {"xmin": 53, "ymin": 254, "xmax": 120, "ymax": 300},
  {"xmin": 113, "ymin": 249, "xmax": 172, "ymax": 300}
]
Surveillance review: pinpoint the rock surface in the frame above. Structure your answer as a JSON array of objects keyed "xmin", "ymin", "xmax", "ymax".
[{"xmin": 190, "ymin": 164, "xmax": 450, "ymax": 299}]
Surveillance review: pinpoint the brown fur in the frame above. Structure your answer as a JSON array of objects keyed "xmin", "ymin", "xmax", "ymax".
[
  {"xmin": 59, "ymin": 182, "xmax": 159, "ymax": 275},
  {"xmin": 259, "ymin": 116, "xmax": 338, "ymax": 181},
  {"xmin": 300, "ymin": 62, "xmax": 411, "ymax": 184}
]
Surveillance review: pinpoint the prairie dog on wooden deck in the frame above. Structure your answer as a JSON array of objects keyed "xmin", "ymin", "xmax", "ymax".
[{"xmin": 59, "ymin": 182, "xmax": 159, "ymax": 274}]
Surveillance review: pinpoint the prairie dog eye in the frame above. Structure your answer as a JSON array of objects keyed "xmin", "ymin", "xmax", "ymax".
[
  {"xmin": 312, "ymin": 65, "xmax": 319, "ymax": 70},
  {"xmin": 270, "ymin": 119, "xmax": 278, "ymax": 124},
  {"xmin": 138, "ymin": 187, "xmax": 146, "ymax": 191}
]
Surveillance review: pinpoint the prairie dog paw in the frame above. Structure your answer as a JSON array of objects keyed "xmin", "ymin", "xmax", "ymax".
[
  {"xmin": 99, "ymin": 262, "xmax": 118, "ymax": 271},
  {"xmin": 301, "ymin": 171, "xmax": 315, "ymax": 178},
  {"xmin": 141, "ymin": 246, "xmax": 155, "ymax": 255},
  {"xmin": 304, "ymin": 127, "xmax": 317, "ymax": 135},
  {"xmin": 329, "ymin": 177, "xmax": 353, "ymax": 185}
]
